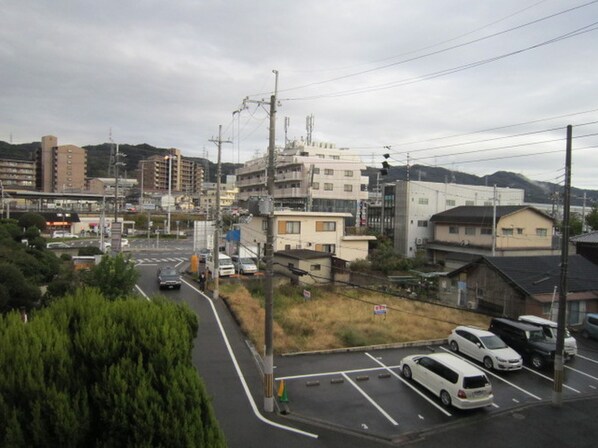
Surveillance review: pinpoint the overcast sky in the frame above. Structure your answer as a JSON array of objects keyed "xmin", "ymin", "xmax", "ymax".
[{"xmin": 1, "ymin": 0, "xmax": 598, "ymax": 189}]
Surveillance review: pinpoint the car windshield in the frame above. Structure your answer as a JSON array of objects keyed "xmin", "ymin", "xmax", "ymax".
[
  {"xmin": 480, "ymin": 335, "xmax": 507, "ymax": 350},
  {"xmin": 240, "ymin": 258, "xmax": 254, "ymax": 264},
  {"xmin": 160, "ymin": 268, "xmax": 178, "ymax": 276}
]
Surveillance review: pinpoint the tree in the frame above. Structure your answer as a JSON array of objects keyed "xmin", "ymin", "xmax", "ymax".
[
  {"xmin": 0, "ymin": 263, "xmax": 41, "ymax": 311},
  {"xmin": 81, "ymin": 253, "xmax": 140, "ymax": 300},
  {"xmin": 17, "ymin": 212, "xmax": 47, "ymax": 232},
  {"xmin": 586, "ymin": 205, "xmax": 598, "ymax": 231},
  {"xmin": 568, "ymin": 214, "xmax": 583, "ymax": 236}
]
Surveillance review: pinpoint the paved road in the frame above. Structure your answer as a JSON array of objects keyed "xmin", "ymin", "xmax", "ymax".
[{"xmin": 134, "ymin": 249, "xmax": 598, "ymax": 447}]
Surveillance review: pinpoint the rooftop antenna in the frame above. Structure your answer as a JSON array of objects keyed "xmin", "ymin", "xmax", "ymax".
[{"xmin": 306, "ymin": 114, "xmax": 314, "ymax": 146}]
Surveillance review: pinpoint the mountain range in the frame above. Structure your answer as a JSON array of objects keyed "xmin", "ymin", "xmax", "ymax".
[{"xmin": 1, "ymin": 140, "xmax": 597, "ymax": 207}]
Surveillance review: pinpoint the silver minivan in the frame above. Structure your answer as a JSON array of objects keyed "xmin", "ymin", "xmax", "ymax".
[{"xmin": 518, "ymin": 315, "xmax": 577, "ymax": 358}]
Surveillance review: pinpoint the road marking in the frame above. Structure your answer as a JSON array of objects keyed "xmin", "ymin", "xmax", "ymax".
[
  {"xmin": 576, "ymin": 354, "xmax": 598, "ymax": 364},
  {"xmin": 491, "ymin": 403, "xmax": 500, "ymax": 408},
  {"xmin": 439, "ymin": 347, "xmax": 542, "ymax": 401},
  {"xmin": 276, "ymin": 365, "xmax": 401, "ymax": 381},
  {"xmin": 135, "ymin": 284, "xmax": 150, "ymax": 301},
  {"xmin": 364, "ymin": 352, "xmax": 452, "ymax": 417},
  {"xmin": 181, "ymin": 278, "xmax": 319, "ymax": 440},
  {"xmin": 341, "ymin": 373, "xmax": 398, "ymax": 426},
  {"xmin": 522, "ymin": 366, "xmax": 581, "ymax": 393},
  {"xmin": 565, "ymin": 365, "xmax": 598, "ymax": 382},
  {"xmin": 589, "ymin": 385, "xmax": 596, "ymax": 390}
]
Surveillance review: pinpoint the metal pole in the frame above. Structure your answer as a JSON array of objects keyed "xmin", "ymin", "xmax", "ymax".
[
  {"xmin": 213, "ymin": 125, "xmax": 223, "ymax": 300},
  {"xmin": 264, "ymin": 69, "xmax": 278, "ymax": 413},
  {"xmin": 553, "ymin": 124, "xmax": 572, "ymax": 407},
  {"xmin": 114, "ymin": 144, "xmax": 119, "ymax": 223}
]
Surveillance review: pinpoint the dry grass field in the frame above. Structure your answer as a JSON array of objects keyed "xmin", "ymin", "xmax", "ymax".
[{"xmin": 219, "ymin": 282, "xmax": 490, "ymax": 354}]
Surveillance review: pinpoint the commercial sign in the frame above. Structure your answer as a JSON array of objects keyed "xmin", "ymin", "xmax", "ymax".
[{"xmin": 373, "ymin": 304, "xmax": 387, "ymax": 315}]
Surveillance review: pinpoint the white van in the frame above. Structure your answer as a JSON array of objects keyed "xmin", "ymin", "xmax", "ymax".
[
  {"xmin": 518, "ymin": 315, "xmax": 577, "ymax": 358},
  {"xmin": 206, "ymin": 253, "xmax": 235, "ymax": 277},
  {"xmin": 400, "ymin": 352, "xmax": 493, "ymax": 410}
]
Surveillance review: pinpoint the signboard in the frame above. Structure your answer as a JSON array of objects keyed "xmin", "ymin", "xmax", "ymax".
[
  {"xmin": 373, "ymin": 304, "xmax": 387, "ymax": 315},
  {"xmin": 303, "ymin": 289, "xmax": 311, "ymax": 300}
]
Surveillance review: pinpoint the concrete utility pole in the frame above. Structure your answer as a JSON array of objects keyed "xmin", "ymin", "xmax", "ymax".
[
  {"xmin": 209, "ymin": 126, "xmax": 232, "ymax": 301},
  {"xmin": 492, "ymin": 184, "xmax": 497, "ymax": 256},
  {"xmin": 553, "ymin": 125, "xmax": 572, "ymax": 407},
  {"xmin": 167, "ymin": 151, "xmax": 173, "ymax": 235}
]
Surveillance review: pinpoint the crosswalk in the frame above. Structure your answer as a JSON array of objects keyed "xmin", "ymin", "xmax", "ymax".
[{"xmin": 135, "ymin": 257, "xmax": 189, "ymax": 265}]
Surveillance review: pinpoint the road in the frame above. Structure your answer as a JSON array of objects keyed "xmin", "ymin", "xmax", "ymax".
[{"xmin": 132, "ymin": 243, "xmax": 598, "ymax": 447}]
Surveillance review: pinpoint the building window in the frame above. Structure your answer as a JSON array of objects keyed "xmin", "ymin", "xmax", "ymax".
[
  {"xmin": 536, "ymin": 228, "xmax": 548, "ymax": 237},
  {"xmin": 517, "ymin": 228, "xmax": 524, "ymax": 235},
  {"xmin": 262, "ymin": 220, "xmax": 268, "ymax": 231},
  {"xmin": 324, "ymin": 169, "xmax": 334, "ymax": 175},
  {"xmin": 344, "ymin": 170, "xmax": 353, "ymax": 177},
  {"xmin": 313, "ymin": 168, "xmax": 320, "ymax": 174},
  {"xmin": 449, "ymin": 226, "xmax": 459, "ymax": 234},
  {"xmin": 310, "ymin": 264, "xmax": 321, "ymax": 271},
  {"xmin": 418, "ymin": 198, "xmax": 429, "ymax": 205},
  {"xmin": 344, "ymin": 184, "xmax": 353, "ymax": 192},
  {"xmin": 321, "ymin": 244, "xmax": 335, "ymax": 253},
  {"xmin": 465, "ymin": 200, "xmax": 474, "ymax": 206},
  {"xmin": 331, "ymin": 155, "xmax": 340, "ymax": 160},
  {"xmin": 417, "ymin": 220, "xmax": 428, "ymax": 227},
  {"xmin": 446, "ymin": 199, "xmax": 456, "ymax": 206},
  {"xmin": 502, "ymin": 228, "xmax": 514, "ymax": 236},
  {"xmin": 278, "ymin": 220, "xmax": 300, "ymax": 234},
  {"xmin": 481, "ymin": 228, "xmax": 492, "ymax": 235},
  {"xmin": 484, "ymin": 201, "xmax": 492, "ymax": 206},
  {"xmin": 324, "ymin": 183, "xmax": 333, "ymax": 191},
  {"xmin": 465, "ymin": 227, "xmax": 476, "ymax": 236},
  {"xmin": 316, "ymin": 221, "xmax": 336, "ymax": 231},
  {"xmin": 312, "ymin": 182, "xmax": 319, "ymax": 190},
  {"xmin": 317, "ymin": 154, "xmax": 325, "ymax": 159}
]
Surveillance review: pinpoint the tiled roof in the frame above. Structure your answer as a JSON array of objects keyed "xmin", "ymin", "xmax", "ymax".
[
  {"xmin": 429, "ymin": 205, "xmax": 551, "ymax": 225},
  {"xmin": 570, "ymin": 231, "xmax": 598, "ymax": 244}
]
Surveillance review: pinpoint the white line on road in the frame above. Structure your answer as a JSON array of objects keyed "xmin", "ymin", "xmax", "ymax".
[
  {"xmin": 439, "ymin": 347, "xmax": 542, "ymax": 401},
  {"xmin": 341, "ymin": 373, "xmax": 399, "ymax": 426},
  {"xmin": 522, "ymin": 366, "xmax": 581, "ymax": 393},
  {"xmin": 135, "ymin": 284, "xmax": 150, "ymax": 301},
  {"xmin": 576, "ymin": 353, "xmax": 598, "ymax": 364},
  {"xmin": 181, "ymin": 278, "xmax": 319, "ymax": 440},
  {"xmin": 364, "ymin": 352, "xmax": 452, "ymax": 417},
  {"xmin": 565, "ymin": 364, "xmax": 598, "ymax": 382},
  {"xmin": 276, "ymin": 365, "xmax": 401, "ymax": 381}
]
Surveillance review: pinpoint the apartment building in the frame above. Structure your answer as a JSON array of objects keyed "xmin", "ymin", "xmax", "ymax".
[
  {"xmin": 367, "ymin": 180, "xmax": 525, "ymax": 258},
  {"xmin": 239, "ymin": 210, "xmax": 375, "ymax": 263},
  {"xmin": 0, "ymin": 158, "xmax": 36, "ymax": 190},
  {"xmin": 37, "ymin": 135, "xmax": 87, "ymax": 192},
  {"xmin": 138, "ymin": 148, "xmax": 204, "ymax": 194},
  {"xmin": 236, "ymin": 140, "xmax": 369, "ymax": 225},
  {"xmin": 199, "ymin": 181, "xmax": 238, "ymax": 213}
]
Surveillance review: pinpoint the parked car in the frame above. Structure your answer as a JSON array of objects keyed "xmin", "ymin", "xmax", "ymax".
[
  {"xmin": 157, "ymin": 266, "xmax": 182, "ymax": 290},
  {"xmin": 399, "ymin": 352, "xmax": 493, "ymax": 410},
  {"xmin": 52, "ymin": 230, "xmax": 78, "ymax": 239},
  {"xmin": 231, "ymin": 255, "xmax": 258, "ymax": 275},
  {"xmin": 581, "ymin": 313, "xmax": 598, "ymax": 340},
  {"xmin": 198, "ymin": 248, "xmax": 211, "ymax": 263},
  {"xmin": 518, "ymin": 315, "xmax": 577, "ymax": 358},
  {"xmin": 206, "ymin": 253, "xmax": 235, "ymax": 277},
  {"xmin": 103, "ymin": 238, "xmax": 129, "ymax": 250},
  {"xmin": 488, "ymin": 318, "xmax": 565, "ymax": 369},
  {"xmin": 448, "ymin": 326, "xmax": 522, "ymax": 371}
]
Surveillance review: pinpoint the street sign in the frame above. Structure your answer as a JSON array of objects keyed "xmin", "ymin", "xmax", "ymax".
[
  {"xmin": 374, "ymin": 304, "xmax": 387, "ymax": 315},
  {"xmin": 303, "ymin": 289, "xmax": 311, "ymax": 300}
]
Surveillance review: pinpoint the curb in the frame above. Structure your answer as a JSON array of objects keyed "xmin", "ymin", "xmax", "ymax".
[{"xmin": 281, "ymin": 339, "xmax": 448, "ymax": 357}]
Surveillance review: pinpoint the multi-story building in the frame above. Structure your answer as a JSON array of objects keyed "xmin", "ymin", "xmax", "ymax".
[
  {"xmin": 367, "ymin": 180, "xmax": 525, "ymax": 258},
  {"xmin": 236, "ymin": 140, "xmax": 369, "ymax": 225},
  {"xmin": 37, "ymin": 135, "xmax": 87, "ymax": 192},
  {"xmin": 0, "ymin": 158, "xmax": 36, "ymax": 190},
  {"xmin": 199, "ymin": 180, "xmax": 238, "ymax": 213},
  {"xmin": 138, "ymin": 148, "xmax": 204, "ymax": 195}
]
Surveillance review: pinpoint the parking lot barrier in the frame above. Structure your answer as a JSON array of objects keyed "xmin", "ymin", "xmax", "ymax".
[
  {"xmin": 305, "ymin": 380, "xmax": 320, "ymax": 387},
  {"xmin": 355, "ymin": 375, "xmax": 369, "ymax": 382},
  {"xmin": 378, "ymin": 373, "xmax": 391, "ymax": 379},
  {"xmin": 330, "ymin": 378, "xmax": 345, "ymax": 384}
]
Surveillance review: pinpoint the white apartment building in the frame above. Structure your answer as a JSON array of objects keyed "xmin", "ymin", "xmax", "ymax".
[
  {"xmin": 239, "ymin": 211, "xmax": 375, "ymax": 263},
  {"xmin": 236, "ymin": 140, "xmax": 369, "ymax": 225},
  {"xmin": 199, "ymin": 181, "xmax": 238, "ymax": 213},
  {"xmin": 367, "ymin": 180, "xmax": 525, "ymax": 257}
]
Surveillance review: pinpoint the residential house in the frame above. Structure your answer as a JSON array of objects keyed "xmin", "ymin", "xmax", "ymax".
[
  {"xmin": 442, "ymin": 255, "xmax": 598, "ymax": 326},
  {"xmin": 273, "ymin": 249, "xmax": 333, "ymax": 286},
  {"xmin": 570, "ymin": 231, "xmax": 598, "ymax": 265},
  {"xmin": 429, "ymin": 205, "xmax": 557, "ymax": 270}
]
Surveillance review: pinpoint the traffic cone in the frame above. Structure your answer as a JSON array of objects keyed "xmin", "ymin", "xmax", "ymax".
[{"xmin": 277, "ymin": 380, "xmax": 289, "ymax": 403}]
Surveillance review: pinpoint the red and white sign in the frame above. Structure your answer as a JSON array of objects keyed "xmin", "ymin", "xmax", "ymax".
[
  {"xmin": 374, "ymin": 304, "xmax": 387, "ymax": 315},
  {"xmin": 303, "ymin": 289, "xmax": 311, "ymax": 300}
]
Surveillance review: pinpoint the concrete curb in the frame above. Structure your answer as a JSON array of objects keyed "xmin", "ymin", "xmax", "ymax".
[{"xmin": 281, "ymin": 339, "xmax": 448, "ymax": 357}]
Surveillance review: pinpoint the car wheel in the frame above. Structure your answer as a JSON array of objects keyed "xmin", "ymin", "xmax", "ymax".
[
  {"xmin": 402, "ymin": 365, "xmax": 412, "ymax": 379},
  {"xmin": 440, "ymin": 390, "xmax": 452, "ymax": 407},
  {"xmin": 449, "ymin": 341, "xmax": 459, "ymax": 353},
  {"xmin": 581, "ymin": 330, "xmax": 590, "ymax": 339},
  {"xmin": 483, "ymin": 356, "xmax": 494, "ymax": 370},
  {"xmin": 531, "ymin": 353, "xmax": 545, "ymax": 370}
]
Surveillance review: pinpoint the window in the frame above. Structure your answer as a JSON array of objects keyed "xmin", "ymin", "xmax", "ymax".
[
  {"xmin": 316, "ymin": 221, "xmax": 336, "ymax": 231},
  {"xmin": 324, "ymin": 183, "xmax": 333, "ymax": 191},
  {"xmin": 446, "ymin": 199, "xmax": 456, "ymax": 206},
  {"xmin": 417, "ymin": 220, "xmax": 428, "ymax": 227},
  {"xmin": 344, "ymin": 184, "xmax": 353, "ymax": 192},
  {"xmin": 502, "ymin": 228, "xmax": 513, "ymax": 236},
  {"xmin": 331, "ymin": 155, "xmax": 340, "ymax": 160},
  {"xmin": 313, "ymin": 168, "xmax": 320, "ymax": 174},
  {"xmin": 465, "ymin": 200, "xmax": 474, "ymax": 206},
  {"xmin": 312, "ymin": 182, "xmax": 319, "ymax": 190},
  {"xmin": 324, "ymin": 169, "xmax": 334, "ymax": 175},
  {"xmin": 484, "ymin": 201, "xmax": 492, "ymax": 206},
  {"xmin": 481, "ymin": 228, "xmax": 492, "ymax": 235},
  {"xmin": 310, "ymin": 264, "xmax": 321, "ymax": 271},
  {"xmin": 322, "ymin": 244, "xmax": 335, "ymax": 253},
  {"xmin": 449, "ymin": 226, "xmax": 459, "ymax": 234},
  {"xmin": 536, "ymin": 228, "xmax": 548, "ymax": 237},
  {"xmin": 465, "ymin": 227, "xmax": 476, "ymax": 236},
  {"xmin": 517, "ymin": 228, "xmax": 524, "ymax": 235},
  {"xmin": 418, "ymin": 198, "xmax": 429, "ymax": 205},
  {"xmin": 278, "ymin": 220, "xmax": 300, "ymax": 234},
  {"xmin": 344, "ymin": 170, "xmax": 353, "ymax": 177},
  {"xmin": 317, "ymin": 154, "xmax": 325, "ymax": 159}
]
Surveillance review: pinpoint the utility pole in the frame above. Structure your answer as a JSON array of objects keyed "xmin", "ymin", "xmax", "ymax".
[
  {"xmin": 166, "ymin": 150, "xmax": 173, "ymax": 235},
  {"xmin": 553, "ymin": 124, "xmax": 572, "ymax": 407},
  {"xmin": 582, "ymin": 192, "xmax": 587, "ymax": 233},
  {"xmin": 209, "ymin": 125, "xmax": 232, "ymax": 301},
  {"xmin": 492, "ymin": 184, "xmax": 497, "ymax": 256}
]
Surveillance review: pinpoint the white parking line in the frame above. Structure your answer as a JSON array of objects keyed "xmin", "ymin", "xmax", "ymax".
[
  {"xmin": 565, "ymin": 364, "xmax": 598, "ymax": 382},
  {"xmin": 364, "ymin": 353, "xmax": 452, "ymax": 417},
  {"xmin": 438, "ymin": 347, "xmax": 542, "ymax": 401},
  {"xmin": 576, "ymin": 354, "xmax": 598, "ymax": 365},
  {"xmin": 341, "ymin": 373, "xmax": 399, "ymax": 426},
  {"xmin": 521, "ymin": 366, "xmax": 581, "ymax": 393},
  {"xmin": 276, "ymin": 365, "xmax": 400, "ymax": 381}
]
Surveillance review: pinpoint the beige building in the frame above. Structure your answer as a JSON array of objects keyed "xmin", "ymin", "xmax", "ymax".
[
  {"xmin": 239, "ymin": 211, "xmax": 375, "ymax": 263},
  {"xmin": 0, "ymin": 158, "xmax": 36, "ymax": 190},
  {"xmin": 429, "ymin": 205, "xmax": 558, "ymax": 270},
  {"xmin": 138, "ymin": 148, "xmax": 204, "ymax": 195},
  {"xmin": 37, "ymin": 135, "xmax": 87, "ymax": 192},
  {"xmin": 199, "ymin": 181, "xmax": 238, "ymax": 213}
]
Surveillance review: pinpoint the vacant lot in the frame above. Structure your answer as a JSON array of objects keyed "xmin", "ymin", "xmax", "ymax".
[{"xmin": 220, "ymin": 283, "xmax": 490, "ymax": 354}]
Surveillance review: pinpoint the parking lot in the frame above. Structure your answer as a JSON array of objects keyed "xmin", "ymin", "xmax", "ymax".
[{"xmin": 274, "ymin": 337, "xmax": 598, "ymax": 440}]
